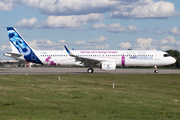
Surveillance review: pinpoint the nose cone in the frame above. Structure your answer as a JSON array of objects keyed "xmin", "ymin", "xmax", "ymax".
[{"xmin": 171, "ymin": 57, "xmax": 176, "ymax": 64}]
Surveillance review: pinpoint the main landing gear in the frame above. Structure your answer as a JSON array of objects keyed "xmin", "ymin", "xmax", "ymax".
[
  {"xmin": 87, "ymin": 68, "xmax": 94, "ymax": 73},
  {"xmin": 154, "ymin": 66, "xmax": 159, "ymax": 73}
]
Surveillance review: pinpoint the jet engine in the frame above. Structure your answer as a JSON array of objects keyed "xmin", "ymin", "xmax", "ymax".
[{"xmin": 100, "ymin": 61, "xmax": 116, "ymax": 71}]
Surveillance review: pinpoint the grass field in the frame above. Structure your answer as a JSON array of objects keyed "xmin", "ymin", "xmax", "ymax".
[{"xmin": 0, "ymin": 74, "xmax": 180, "ymax": 120}]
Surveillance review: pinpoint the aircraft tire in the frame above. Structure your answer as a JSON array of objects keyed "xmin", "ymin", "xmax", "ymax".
[{"xmin": 87, "ymin": 68, "xmax": 94, "ymax": 73}]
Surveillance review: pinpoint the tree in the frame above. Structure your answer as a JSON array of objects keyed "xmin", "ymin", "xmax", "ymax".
[{"xmin": 166, "ymin": 49, "xmax": 180, "ymax": 68}]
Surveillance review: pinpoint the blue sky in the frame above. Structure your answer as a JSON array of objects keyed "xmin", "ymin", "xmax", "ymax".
[{"xmin": 0, "ymin": 0, "xmax": 180, "ymax": 59}]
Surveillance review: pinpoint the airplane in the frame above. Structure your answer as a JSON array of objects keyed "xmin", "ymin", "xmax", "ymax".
[{"xmin": 4, "ymin": 27, "xmax": 176, "ymax": 73}]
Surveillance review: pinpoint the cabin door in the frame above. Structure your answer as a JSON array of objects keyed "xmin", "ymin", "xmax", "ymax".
[{"xmin": 154, "ymin": 52, "xmax": 159, "ymax": 60}]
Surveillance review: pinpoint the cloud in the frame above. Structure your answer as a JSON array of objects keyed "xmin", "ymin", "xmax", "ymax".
[
  {"xmin": 27, "ymin": 39, "xmax": 65, "ymax": 50},
  {"xmin": 23, "ymin": 0, "xmax": 118, "ymax": 16},
  {"xmin": 81, "ymin": 44, "xmax": 110, "ymax": 50},
  {"xmin": 28, "ymin": 39, "xmax": 39, "ymax": 49},
  {"xmin": 108, "ymin": 23, "xmax": 138, "ymax": 33},
  {"xmin": 88, "ymin": 36, "xmax": 108, "ymax": 43},
  {"xmin": 156, "ymin": 27, "xmax": 180, "ymax": 37},
  {"xmin": 1, "ymin": 0, "xmax": 178, "ymax": 19},
  {"xmin": 109, "ymin": 0, "xmax": 179, "ymax": 19},
  {"xmin": 118, "ymin": 36, "xmax": 180, "ymax": 51},
  {"xmin": 92, "ymin": 22, "xmax": 138, "ymax": 33},
  {"xmin": 94, "ymin": 44, "xmax": 109, "ymax": 50},
  {"xmin": 70, "ymin": 36, "xmax": 108, "ymax": 45},
  {"xmin": 160, "ymin": 46, "xmax": 172, "ymax": 51},
  {"xmin": 169, "ymin": 27, "xmax": 180, "ymax": 36},
  {"xmin": 14, "ymin": 14, "xmax": 103, "ymax": 29},
  {"xmin": 68, "ymin": 36, "xmax": 109, "ymax": 50},
  {"xmin": 1, "ymin": 45, "xmax": 11, "ymax": 51},
  {"xmin": 72, "ymin": 36, "xmax": 108, "ymax": 46},
  {"xmin": 92, "ymin": 22, "xmax": 107, "ymax": 29},
  {"xmin": 0, "ymin": 1, "xmax": 13, "ymax": 11},
  {"xmin": 134, "ymin": 38, "xmax": 156, "ymax": 50},
  {"xmin": 15, "ymin": 18, "xmax": 38, "ymax": 29},
  {"xmin": 159, "ymin": 36, "xmax": 180, "ymax": 50},
  {"xmin": 24, "ymin": 36, "xmax": 108, "ymax": 50},
  {"xmin": 73, "ymin": 40, "xmax": 91, "ymax": 46},
  {"xmin": 0, "ymin": 0, "xmax": 117, "ymax": 15},
  {"xmin": 39, "ymin": 13, "xmax": 104, "ymax": 29},
  {"xmin": 119, "ymin": 37, "xmax": 154, "ymax": 50},
  {"xmin": 96, "ymin": 44, "xmax": 109, "ymax": 49},
  {"xmin": 161, "ymin": 36, "xmax": 176, "ymax": 45},
  {"xmin": 118, "ymin": 42, "xmax": 132, "ymax": 49},
  {"xmin": 1, "ymin": 35, "xmax": 108, "ymax": 52},
  {"xmin": 176, "ymin": 41, "xmax": 180, "ymax": 46}
]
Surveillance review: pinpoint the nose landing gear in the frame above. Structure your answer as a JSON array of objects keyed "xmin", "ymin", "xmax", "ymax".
[{"xmin": 154, "ymin": 66, "xmax": 159, "ymax": 73}]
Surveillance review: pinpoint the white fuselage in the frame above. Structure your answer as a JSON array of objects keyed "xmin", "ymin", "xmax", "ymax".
[
  {"xmin": 5, "ymin": 27, "xmax": 176, "ymax": 73},
  {"xmin": 33, "ymin": 49, "xmax": 176, "ymax": 67}
]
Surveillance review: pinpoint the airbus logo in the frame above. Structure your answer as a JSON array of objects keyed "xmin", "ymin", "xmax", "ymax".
[{"xmin": 129, "ymin": 56, "xmax": 153, "ymax": 60}]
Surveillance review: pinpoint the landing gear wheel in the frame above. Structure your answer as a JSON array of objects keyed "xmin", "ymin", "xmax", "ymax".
[
  {"xmin": 154, "ymin": 66, "xmax": 158, "ymax": 73},
  {"xmin": 87, "ymin": 68, "xmax": 94, "ymax": 73}
]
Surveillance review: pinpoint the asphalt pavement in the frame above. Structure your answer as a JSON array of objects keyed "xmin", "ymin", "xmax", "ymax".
[{"xmin": 0, "ymin": 67, "xmax": 179, "ymax": 74}]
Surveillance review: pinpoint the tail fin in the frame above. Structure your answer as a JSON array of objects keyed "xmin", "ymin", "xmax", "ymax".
[
  {"xmin": 10, "ymin": 42, "xmax": 19, "ymax": 53},
  {"xmin": 7, "ymin": 27, "xmax": 32, "ymax": 56},
  {"xmin": 7, "ymin": 27, "xmax": 42, "ymax": 64}
]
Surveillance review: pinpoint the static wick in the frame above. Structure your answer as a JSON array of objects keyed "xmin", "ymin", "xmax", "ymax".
[
  {"xmin": 58, "ymin": 76, "xmax": 60, "ymax": 81},
  {"xmin": 113, "ymin": 83, "xmax": 114, "ymax": 88}
]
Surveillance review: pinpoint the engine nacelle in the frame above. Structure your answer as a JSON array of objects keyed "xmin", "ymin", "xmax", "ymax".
[{"xmin": 100, "ymin": 61, "xmax": 116, "ymax": 71}]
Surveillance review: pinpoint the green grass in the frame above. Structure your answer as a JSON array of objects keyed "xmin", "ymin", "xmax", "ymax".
[{"xmin": 0, "ymin": 74, "xmax": 180, "ymax": 120}]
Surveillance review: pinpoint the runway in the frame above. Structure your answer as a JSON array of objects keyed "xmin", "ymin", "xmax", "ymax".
[{"xmin": 0, "ymin": 67, "xmax": 179, "ymax": 74}]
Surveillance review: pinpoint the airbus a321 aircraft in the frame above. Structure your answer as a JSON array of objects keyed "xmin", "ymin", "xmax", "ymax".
[{"xmin": 4, "ymin": 27, "xmax": 176, "ymax": 73}]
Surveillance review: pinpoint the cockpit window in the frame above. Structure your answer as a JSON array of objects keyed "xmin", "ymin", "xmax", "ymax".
[{"xmin": 164, "ymin": 54, "xmax": 170, "ymax": 57}]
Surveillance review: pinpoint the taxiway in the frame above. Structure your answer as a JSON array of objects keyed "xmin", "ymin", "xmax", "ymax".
[{"xmin": 0, "ymin": 67, "xmax": 179, "ymax": 74}]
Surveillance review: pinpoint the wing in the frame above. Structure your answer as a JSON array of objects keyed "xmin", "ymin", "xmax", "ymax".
[{"xmin": 64, "ymin": 45, "xmax": 101, "ymax": 66}]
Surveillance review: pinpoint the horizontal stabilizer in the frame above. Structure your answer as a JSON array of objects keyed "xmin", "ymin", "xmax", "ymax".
[{"xmin": 4, "ymin": 52, "xmax": 25, "ymax": 61}]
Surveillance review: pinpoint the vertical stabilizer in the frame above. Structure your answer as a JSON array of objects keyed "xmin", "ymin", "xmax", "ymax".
[
  {"xmin": 10, "ymin": 42, "xmax": 19, "ymax": 53},
  {"xmin": 7, "ymin": 27, "xmax": 32, "ymax": 56},
  {"xmin": 7, "ymin": 27, "xmax": 43, "ymax": 64}
]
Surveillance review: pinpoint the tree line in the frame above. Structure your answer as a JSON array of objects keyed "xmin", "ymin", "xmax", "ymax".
[{"xmin": 166, "ymin": 50, "xmax": 180, "ymax": 68}]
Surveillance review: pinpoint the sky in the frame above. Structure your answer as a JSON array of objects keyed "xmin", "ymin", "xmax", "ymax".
[{"xmin": 0, "ymin": 0, "xmax": 180, "ymax": 59}]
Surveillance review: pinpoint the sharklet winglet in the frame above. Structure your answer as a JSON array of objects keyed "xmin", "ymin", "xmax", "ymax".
[{"xmin": 64, "ymin": 45, "xmax": 75, "ymax": 57}]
